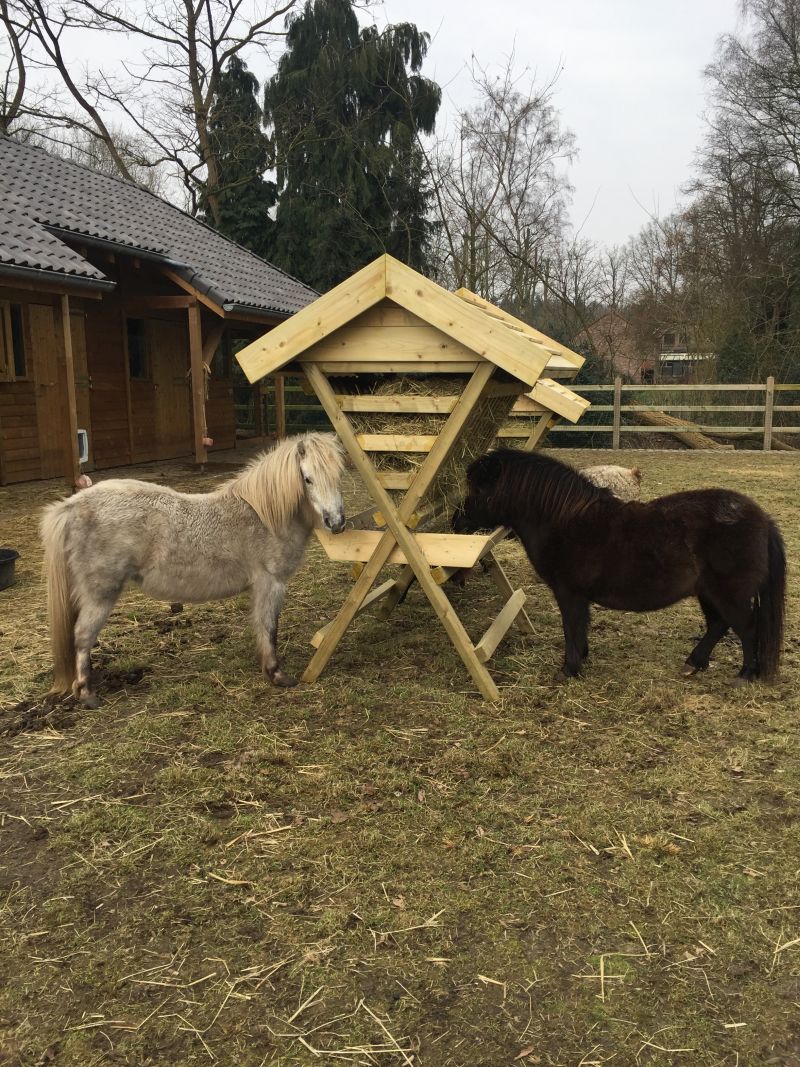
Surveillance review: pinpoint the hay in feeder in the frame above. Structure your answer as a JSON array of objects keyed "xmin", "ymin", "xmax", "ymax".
[{"xmin": 334, "ymin": 374, "xmax": 520, "ymax": 522}]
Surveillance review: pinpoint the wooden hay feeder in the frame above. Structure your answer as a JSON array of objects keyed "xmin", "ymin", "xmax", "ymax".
[{"xmin": 236, "ymin": 255, "xmax": 590, "ymax": 700}]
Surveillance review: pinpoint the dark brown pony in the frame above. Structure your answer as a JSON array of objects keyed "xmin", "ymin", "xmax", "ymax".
[{"xmin": 454, "ymin": 449, "xmax": 786, "ymax": 684}]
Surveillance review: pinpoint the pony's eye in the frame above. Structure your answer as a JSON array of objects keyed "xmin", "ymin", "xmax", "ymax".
[{"xmin": 304, "ymin": 476, "xmax": 313, "ymax": 485}]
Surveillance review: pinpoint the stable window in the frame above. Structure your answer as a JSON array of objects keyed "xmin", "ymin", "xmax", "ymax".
[
  {"xmin": 127, "ymin": 318, "xmax": 149, "ymax": 379},
  {"xmin": 0, "ymin": 302, "xmax": 26, "ymax": 381}
]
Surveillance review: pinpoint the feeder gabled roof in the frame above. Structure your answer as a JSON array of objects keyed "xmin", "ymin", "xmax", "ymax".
[{"xmin": 236, "ymin": 255, "xmax": 584, "ymax": 388}]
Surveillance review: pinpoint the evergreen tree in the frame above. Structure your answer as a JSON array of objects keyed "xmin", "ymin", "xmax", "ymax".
[
  {"xmin": 264, "ymin": 0, "xmax": 440, "ymax": 291},
  {"xmin": 202, "ymin": 57, "xmax": 276, "ymax": 258}
]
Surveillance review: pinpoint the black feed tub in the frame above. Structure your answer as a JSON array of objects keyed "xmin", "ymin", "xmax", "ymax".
[{"xmin": 0, "ymin": 548, "xmax": 19, "ymax": 590}]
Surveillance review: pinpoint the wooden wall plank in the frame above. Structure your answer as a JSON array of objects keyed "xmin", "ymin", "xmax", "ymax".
[{"xmin": 307, "ymin": 326, "xmax": 478, "ymax": 363}]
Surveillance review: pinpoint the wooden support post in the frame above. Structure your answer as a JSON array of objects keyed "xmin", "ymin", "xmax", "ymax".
[
  {"xmin": 119, "ymin": 309, "xmax": 135, "ymax": 464},
  {"xmin": 57, "ymin": 294, "xmax": 81, "ymax": 486},
  {"xmin": 612, "ymin": 376, "xmax": 622, "ymax": 450},
  {"xmin": 764, "ymin": 375, "xmax": 775, "ymax": 451},
  {"xmin": 187, "ymin": 302, "xmax": 207, "ymax": 465},
  {"xmin": 274, "ymin": 374, "xmax": 286, "ymax": 439}
]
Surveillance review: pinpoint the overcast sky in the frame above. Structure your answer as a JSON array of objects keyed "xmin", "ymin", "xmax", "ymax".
[{"xmin": 377, "ymin": 0, "xmax": 742, "ymax": 247}]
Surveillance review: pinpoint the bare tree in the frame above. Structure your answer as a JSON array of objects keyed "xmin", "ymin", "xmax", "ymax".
[
  {"xmin": 1, "ymin": 0, "xmax": 295, "ymax": 215},
  {"xmin": 0, "ymin": 0, "xmax": 30, "ymax": 133},
  {"xmin": 429, "ymin": 56, "xmax": 576, "ymax": 318},
  {"xmin": 707, "ymin": 0, "xmax": 800, "ymax": 222}
]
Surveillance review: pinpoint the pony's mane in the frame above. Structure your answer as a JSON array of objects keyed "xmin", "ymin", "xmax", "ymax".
[
  {"xmin": 223, "ymin": 432, "xmax": 345, "ymax": 531},
  {"xmin": 478, "ymin": 448, "xmax": 613, "ymax": 523}
]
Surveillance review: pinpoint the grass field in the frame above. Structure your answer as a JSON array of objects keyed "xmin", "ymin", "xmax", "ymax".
[{"xmin": 1, "ymin": 447, "xmax": 799, "ymax": 1067}]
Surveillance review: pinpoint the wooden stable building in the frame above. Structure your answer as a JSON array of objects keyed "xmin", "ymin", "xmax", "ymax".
[{"xmin": 0, "ymin": 136, "xmax": 316, "ymax": 485}]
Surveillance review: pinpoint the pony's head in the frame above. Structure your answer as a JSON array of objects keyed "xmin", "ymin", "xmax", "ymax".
[
  {"xmin": 228, "ymin": 432, "xmax": 346, "ymax": 533},
  {"xmin": 452, "ymin": 451, "xmax": 506, "ymax": 532},
  {"xmin": 297, "ymin": 433, "xmax": 346, "ymax": 533},
  {"xmin": 453, "ymin": 448, "xmax": 608, "ymax": 533}
]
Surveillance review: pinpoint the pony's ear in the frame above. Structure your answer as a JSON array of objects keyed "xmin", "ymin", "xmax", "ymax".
[
  {"xmin": 469, "ymin": 452, "xmax": 500, "ymax": 488},
  {"xmin": 296, "ymin": 439, "xmax": 306, "ymax": 459}
]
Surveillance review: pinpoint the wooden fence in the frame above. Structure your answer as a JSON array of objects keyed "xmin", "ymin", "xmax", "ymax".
[
  {"xmin": 501, "ymin": 377, "xmax": 800, "ymax": 450},
  {"xmin": 267, "ymin": 375, "xmax": 800, "ymax": 451}
]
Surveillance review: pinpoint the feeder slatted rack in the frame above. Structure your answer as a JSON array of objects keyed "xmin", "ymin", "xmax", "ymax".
[{"xmin": 236, "ymin": 255, "xmax": 590, "ymax": 700}]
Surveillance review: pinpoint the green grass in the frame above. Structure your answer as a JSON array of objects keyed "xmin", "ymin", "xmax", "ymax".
[{"xmin": 1, "ymin": 448, "xmax": 799, "ymax": 1065}]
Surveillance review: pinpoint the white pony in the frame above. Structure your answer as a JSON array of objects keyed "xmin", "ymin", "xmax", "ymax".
[
  {"xmin": 583, "ymin": 464, "xmax": 642, "ymax": 502},
  {"xmin": 41, "ymin": 432, "xmax": 346, "ymax": 706}
]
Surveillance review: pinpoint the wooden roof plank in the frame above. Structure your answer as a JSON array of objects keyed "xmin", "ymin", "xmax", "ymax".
[
  {"xmin": 236, "ymin": 256, "xmax": 388, "ymax": 383},
  {"xmin": 385, "ymin": 258, "xmax": 550, "ymax": 388},
  {"xmin": 454, "ymin": 287, "xmax": 585, "ymax": 369},
  {"xmin": 528, "ymin": 378, "xmax": 590, "ymax": 423}
]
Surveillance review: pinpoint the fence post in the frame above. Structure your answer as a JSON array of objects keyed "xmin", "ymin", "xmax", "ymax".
[
  {"xmin": 612, "ymin": 377, "xmax": 622, "ymax": 449},
  {"xmin": 763, "ymin": 376, "xmax": 774, "ymax": 451}
]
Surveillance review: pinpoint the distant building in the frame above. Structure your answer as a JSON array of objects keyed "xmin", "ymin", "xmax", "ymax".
[
  {"xmin": 572, "ymin": 311, "xmax": 655, "ymax": 383},
  {"xmin": 572, "ymin": 315, "xmax": 715, "ymax": 384},
  {"xmin": 655, "ymin": 329, "xmax": 715, "ymax": 383}
]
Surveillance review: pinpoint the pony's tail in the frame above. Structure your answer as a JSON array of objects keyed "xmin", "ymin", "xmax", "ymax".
[
  {"xmin": 41, "ymin": 504, "xmax": 77, "ymax": 696},
  {"xmin": 757, "ymin": 521, "xmax": 786, "ymax": 682}
]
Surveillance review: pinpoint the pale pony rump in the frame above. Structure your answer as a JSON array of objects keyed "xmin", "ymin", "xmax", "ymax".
[
  {"xmin": 224, "ymin": 432, "xmax": 346, "ymax": 531},
  {"xmin": 583, "ymin": 465, "xmax": 642, "ymax": 503}
]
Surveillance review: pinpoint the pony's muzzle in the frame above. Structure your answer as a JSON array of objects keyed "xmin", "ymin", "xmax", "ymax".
[{"xmin": 325, "ymin": 513, "xmax": 346, "ymax": 534}]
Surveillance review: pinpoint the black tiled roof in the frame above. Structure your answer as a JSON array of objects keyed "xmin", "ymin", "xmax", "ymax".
[
  {"xmin": 0, "ymin": 202, "xmax": 108, "ymax": 280},
  {"xmin": 0, "ymin": 136, "xmax": 317, "ymax": 316}
]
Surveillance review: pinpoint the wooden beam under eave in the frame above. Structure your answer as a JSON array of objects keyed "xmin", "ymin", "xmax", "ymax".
[
  {"xmin": 188, "ymin": 303, "xmax": 208, "ymax": 464},
  {"xmin": 57, "ymin": 293, "xmax": 81, "ymax": 486},
  {"xmin": 160, "ymin": 265, "xmax": 226, "ymax": 317},
  {"xmin": 124, "ymin": 295, "xmax": 197, "ymax": 310},
  {"xmin": 0, "ymin": 275, "xmax": 107, "ymax": 300}
]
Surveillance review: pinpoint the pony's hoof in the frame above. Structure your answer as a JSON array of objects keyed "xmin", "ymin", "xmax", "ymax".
[
  {"xmin": 682, "ymin": 661, "xmax": 700, "ymax": 677},
  {"xmin": 170, "ymin": 602, "xmax": 184, "ymax": 614},
  {"xmin": 81, "ymin": 692, "xmax": 101, "ymax": 709},
  {"xmin": 269, "ymin": 669, "xmax": 298, "ymax": 688},
  {"xmin": 553, "ymin": 669, "xmax": 576, "ymax": 685},
  {"xmin": 731, "ymin": 674, "xmax": 755, "ymax": 688}
]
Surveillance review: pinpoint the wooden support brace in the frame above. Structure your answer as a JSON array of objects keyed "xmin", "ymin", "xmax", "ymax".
[
  {"xmin": 375, "ymin": 565, "xmax": 417, "ymax": 619},
  {"xmin": 522, "ymin": 412, "xmax": 560, "ymax": 451},
  {"xmin": 310, "ymin": 579, "xmax": 397, "ymax": 648},
  {"xmin": 482, "ymin": 553, "xmax": 535, "ymax": 635},
  {"xmin": 474, "ymin": 589, "xmax": 527, "ymax": 664}
]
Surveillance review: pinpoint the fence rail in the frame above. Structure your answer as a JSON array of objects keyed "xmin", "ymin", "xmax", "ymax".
[{"xmin": 504, "ymin": 377, "xmax": 800, "ymax": 450}]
